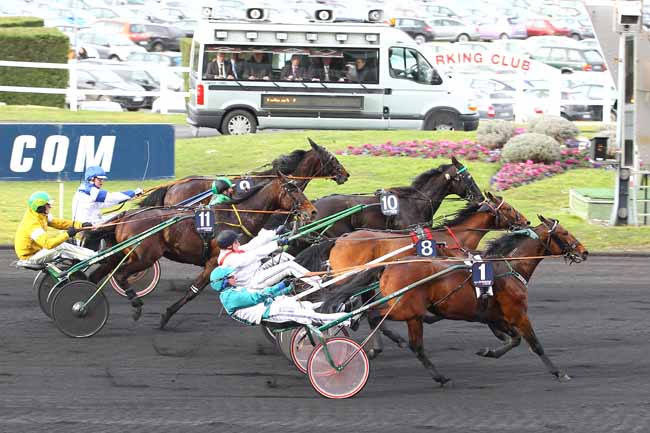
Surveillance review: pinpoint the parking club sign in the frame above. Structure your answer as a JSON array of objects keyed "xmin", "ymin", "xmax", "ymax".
[{"xmin": 0, "ymin": 123, "xmax": 175, "ymax": 180}]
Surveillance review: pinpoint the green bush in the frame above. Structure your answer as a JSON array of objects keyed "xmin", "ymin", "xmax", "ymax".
[
  {"xmin": 0, "ymin": 27, "xmax": 69, "ymax": 107},
  {"xmin": 476, "ymin": 120, "xmax": 516, "ymax": 149},
  {"xmin": 502, "ymin": 133, "xmax": 561, "ymax": 163},
  {"xmin": 528, "ymin": 115, "xmax": 579, "ymax": 143},
  {"xmin": 0, "ymin": 17, "xmax": 44, "ymax": 28}
]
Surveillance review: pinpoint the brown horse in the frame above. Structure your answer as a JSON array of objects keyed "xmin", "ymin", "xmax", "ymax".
[
  {"xmin": 140, "ymin": 138, "xmax": 349, "ymax": 207},
  {"xmin": 309, "ymin": 156, "xmax": 483, "ymax": 238},
  {"xmin": 327, "ymin": 192, "xmax": 529, "ymax": 272},
  {"xmin": 91, "ymin": 173, "xmax": 317, "ymax": 326},
  {"xmin": 324, "ymin": 216, "xmax": 588, "ymax": 386}
]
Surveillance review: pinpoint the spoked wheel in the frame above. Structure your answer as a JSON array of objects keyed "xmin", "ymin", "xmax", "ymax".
[
  {"xmin": 52, "ymin": 280, "xmax": 109, "ymax": 338},
  {"xmin": 307, "ymin": 337, "xmax": 370, "ymax": 399},
  {"xmin": 109, "ymin": 260, "xmax": 161, "ymax": 298},
  {"xmin": 289, "ymin": 327, "xmax": 349, "ymax": 373}
]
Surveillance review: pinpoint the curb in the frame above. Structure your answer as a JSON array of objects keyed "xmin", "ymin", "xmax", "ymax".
[{"xmin": 1, "ymin": 244, "xmax": 649, "ymax": 257}]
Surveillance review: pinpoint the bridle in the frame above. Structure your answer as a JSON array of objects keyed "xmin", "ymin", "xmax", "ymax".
[
  {"xmin": 280, "ymin": 179, "xmax": 312, "ymax": 222},
  {"xmin": 448, "ymin": 165, "xmax": 483, "ymax": 203},
  {"xmin": 542, "ymin": 219, "xmax": 584, "ymax": 263},
  {"xmin": 481, "ymin": 197, "xmax": 527, "ymax": 231},
  {"xmin": 314, "ymin": 148, "xmax": 347, "ymax": 183}
]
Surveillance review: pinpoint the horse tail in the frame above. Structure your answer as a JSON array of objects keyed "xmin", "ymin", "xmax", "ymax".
[
  {"xmin": 319, "ymin": 267, "xmax": 385, "ymax": 313},
  {"xmin": 294, "ymin": 239, "xmax": 336, "ymax": 271},
  {"xmin": 139, "ymin": 186, "xmax": 168, "ymax": 207}
]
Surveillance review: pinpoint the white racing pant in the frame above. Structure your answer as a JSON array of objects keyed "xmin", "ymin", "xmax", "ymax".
[
  {"xmin": 251, "ymin": 252, "xmax": 322, "ymax": 290},
  {"xmin": 25, "ymin": 242, "xmax": 95, "ymax": 265},
  {"xmin": 264, "ymin": 296, "xmax": 350, "ymax": 326}
]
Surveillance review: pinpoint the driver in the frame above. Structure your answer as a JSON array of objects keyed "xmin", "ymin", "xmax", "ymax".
[
  {"xmin": 216, "ymin": 227, "xmax": 321, "ymax": 290},
  {"xmin": 15, "ymin": 191, "xmax": 94, "ymax": 265},
  {"xmin": 210, "ymin": 266, "xmax": 350, "ymax": 327},
  {"xmin": 209, "ymin": 177, "xmax": 235, "ymax": 206}
]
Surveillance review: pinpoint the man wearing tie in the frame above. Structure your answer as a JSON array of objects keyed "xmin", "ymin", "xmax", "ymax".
[
  {"xmin": 229, "ymin": 53, "xmax": 245, "ymax": 80},
  {"xmin": 280, "ymin": 55, "xmax": 305, "ymax": 81},
  {"xmin": 309, "ymin": 57, "xmax": 344, "ymax": 82},
  {"xmin": 205, "ymin": 52, "xmax": 231, "ymax": 79}
]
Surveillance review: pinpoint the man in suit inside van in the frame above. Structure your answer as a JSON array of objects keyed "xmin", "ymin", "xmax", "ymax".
[
  {"xmin": 228, "ymin": 53, "xmax": 246, "ymax": 80},
  {"xmin": 280, "ymin": 55, "xmax": 306, "ymax": 81},
  {"xmin": 245, "ymin": 52, "xmax": 271, "ymax": 80},
  {"xmin": 205, "ymin": 52, "xmax": 231, "ymax": 80},
  {"xmin": 352, "ymin": 57, "xmax": 377, "ymax": 83},
  {"xmin": 309, "ymin": 57, "xmax": 345, "ymax": 82}
]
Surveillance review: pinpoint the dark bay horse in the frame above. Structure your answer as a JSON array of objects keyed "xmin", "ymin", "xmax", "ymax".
[
  {"xmin": 324, "ymin": 216, "xmax": 588, "ymax": 387},
  {"xmin": 140, "ymin": 138, "xmax": 349, "ymax": 207},
  {"xmin": 91, "ymin": 173, "xmax": 317, "ymax": 326},
  {"xmin": 310, "ymin": 156, "xmax": 483, "ymax": 238}
]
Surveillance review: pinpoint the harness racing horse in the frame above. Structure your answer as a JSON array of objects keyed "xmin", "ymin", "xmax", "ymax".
[
  {"xmin": 314, "ymin": 192, "xmax": 529, "ymax": 357},
  {"xmin": 90, "ymin": 173, "xmax": 317, "ymax": 326},
  {"xmin": 310, "ymin": 156, "xmax": 483, "ymax": 238},
  {"xmin": 140, "ymin": 138, "xmax": 349, "ymax": 207},
  {"xmin": 329, "ymin": 216, "xmax": 588, "ymax": 387}
]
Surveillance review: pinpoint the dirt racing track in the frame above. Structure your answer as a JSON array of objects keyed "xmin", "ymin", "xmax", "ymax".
[{"xmin": 1, "ymin": 250, "xmax": 649, "ymax": 433}]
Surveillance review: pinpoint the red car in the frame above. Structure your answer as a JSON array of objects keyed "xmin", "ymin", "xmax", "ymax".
[{"xmin": 526, "ymin": 18, "xmax": 570, "ymax": 37}]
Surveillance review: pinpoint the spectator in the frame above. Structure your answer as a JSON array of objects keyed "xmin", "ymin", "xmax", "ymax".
[
  {"xmin": 352, "ymin": 57, "xmax": 377, "ymax": 83},
  {"xmin": 309, "ymin": 57, "xmax": 345, "ymax": 82},
  {"xmin": 229, "ymin": 53, "xmax": 245, "ymax": 80},
  {"xmin": 77, "ymin": 47, "xmax": 89, "ymax": 60},
  {"xmin": 280, "ymin": 54, "xmax": 306, "ymax": 81},
  {"xmin": 245, "ymin": 52, "xmax": 271, "ymax": 80},
  {"xmin": 205, "ymin": 52, "xmax": 231, "ymax": 79}
]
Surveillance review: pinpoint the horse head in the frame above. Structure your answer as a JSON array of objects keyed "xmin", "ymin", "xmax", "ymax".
[
  {"xmin": 308, "ymin": 137, "xmax": 350, "ymax": 185},
  {"xmin": 276, "ymin": 172, "xmax": 318, "ymax": 222},
  {"xmin": 445, "ymin": 156, "xmax": 484, "ymax": 203},
  {"xmin": 537, "ymin": 215, "xmax": 589, "ymax": 263},
  {"xmin": 477, "ymin": 191, "xmax": 530, "ymax": 230}
]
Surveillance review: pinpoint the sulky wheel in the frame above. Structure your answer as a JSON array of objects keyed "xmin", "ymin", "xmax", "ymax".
[
  {"xmin": 307, "ymin": 337, "xmax": 370, "ymax": 399},
  {"xmin": 52, "ymin": 280, "xmax": 109, "ymax": 338},
  {"xmin": 109, "ymin": 260, "xmax": 161, "ymax": 298},
  {"xmin": 36, "ymin": 271, "xmax": 86, "ymax": 319},
  {"xmin": 289, "ymin": 327, "xmax": 350, "ymax": 373}
]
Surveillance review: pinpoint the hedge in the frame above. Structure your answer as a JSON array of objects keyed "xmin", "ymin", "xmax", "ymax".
[
  {"xmin": 0, "ymin": 27, "xmax": 69, "ymax": 107},
  {"xmin": 0, "ymin": 16, "xmax": 44, "ymax": 28}
]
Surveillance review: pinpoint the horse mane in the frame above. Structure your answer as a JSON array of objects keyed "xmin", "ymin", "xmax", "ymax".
[
  {"xmin": 431, "ymin": 201, "xmax": 482, "ymax": 229},
  {"xmin": 389, "ymin": 165, "xmax": 452, "ymax": 197},
  {"xmin": 251, "ymin": 149, "xmax": 308, "ymax": 176},
  {"xmin": 484, "ymin": 231, "xmax": 531, "ymax": 257}
]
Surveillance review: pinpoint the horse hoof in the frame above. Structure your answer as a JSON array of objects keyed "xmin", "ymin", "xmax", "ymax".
[
  {"xmin": 437, "ymin": 377, "xmax": 453, "ymax": 388},
  {"xmin": 397, "ymin": 339, "xmax": 407, "ymax": 349},
  {"xmin": 132, "ymin": 307, "xmax": 142, "ymax": 322},
  {"xmin": 159, "ymin": 313, "xmax": 169, "ymax": 329},
  {"xmin": 367, "ymin": 348, "xmax": 382, "ymax": 360},
  {"xmin": 556, "ymin": 372, "xmax": 571, "ymax": 382},
  {"xmin": 476, "ymin": 348, "xmax": 493, "ymax": 358}
]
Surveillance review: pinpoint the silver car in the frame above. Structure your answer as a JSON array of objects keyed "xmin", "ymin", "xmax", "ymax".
[
  {"xmin": 77, "ymin": 31, "xmax": 146, "ymax": 61},
  {"xmin": 428, "ymin": 17, "xmax": 480, "ymax": 42}
]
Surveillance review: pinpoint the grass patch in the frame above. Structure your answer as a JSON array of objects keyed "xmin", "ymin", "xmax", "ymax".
[
  {"xmin": 1, "ymin": 128, "xmax": 645, "ymax": 252},
  {"xmin": 0, "ymin": 105, "xmax": 186, "ymax": 124}
]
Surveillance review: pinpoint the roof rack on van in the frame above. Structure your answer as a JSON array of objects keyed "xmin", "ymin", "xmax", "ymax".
[{"xmin": 200, "ymin": 6, "xmax": 384, "ymax": 25}]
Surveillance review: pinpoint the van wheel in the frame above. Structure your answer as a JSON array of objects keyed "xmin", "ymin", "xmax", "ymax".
[
  {"xmin": 571, "ymin": 33, "xmax": 581, "ymax": 41},
  {"xmin": 561, "ymin": 69, "xmax": 573, "ymax": 75},
  {"xmin": 108, "ymin": 55, "xmax": 120, "ymax": 61},
  {"xmin": 414, "ymin": 34, "xmax": 426, "ymax": 44},
  {"xmin": 222, "ymin": 110, "xmax": 257, "ymax": 135},
  {"xmin": 427, "ymin": 111, "xmax": 457, "ymax": 131},
  {"xmin": 152, "ymin": 42, "xmax": 164, "ymax": 52},
  {"xmin": 457, "ymin": 33, "xmax": 470, "ymax": 42}
]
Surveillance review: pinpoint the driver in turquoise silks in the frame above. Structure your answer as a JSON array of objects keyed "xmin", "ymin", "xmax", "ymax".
[{"xmin": 209, "ymin": 266, "xmax": 351, "ymax": 327}]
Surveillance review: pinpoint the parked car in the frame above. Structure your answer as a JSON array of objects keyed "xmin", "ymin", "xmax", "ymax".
[
  {"xmin": 423, "ymin": 4, "xmax": 461, "ymax": 19},
  {"xmin": 171, "ymin": 19, "xmax": 197, "ymax": 37},
  {"xmin": 93, "ymin": 19, "xmax": 183, "ymax": 51},
  {"xmin": 392, "ymin": 17, "xmax": 435, "ymax": 43},
  {"xmin": 125, "ymin": 51, "xmax": 183, "ymax": 90},
  {"xmin": 555, "ymin": 17, "xmax": 595, "ymax": 40},
  {"xmin": 525, "ymin": 18, "xmax": 571, "ymax": 37},
  {"xmin": 564, "ymin": 83, "xmax": 617, "ymax": 121},
  {"xmin": 477, "ymin": 16, "xmax": 527, "ymax": 40},
  {"xmin": 74, "ymin": 65, "xmax": 147, "ymax": 110},
  {"xmin": 113, "ymin": 67, "xmax": 159, "ymax": 108},
  {"xmin": 530, "ymin": 45, "xmax": 606, "ymax": 73},
  {"xmin": 77, "ymin": 30, "xmax": 146, "ymax": 60},
  {"xmin": 427, "ymin": 17, "xmax": 480, "ymax": 42}
]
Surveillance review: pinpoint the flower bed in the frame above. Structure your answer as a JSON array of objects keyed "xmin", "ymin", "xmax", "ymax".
[{"xmin": 337, "ymin": 137, "xmax": 600, "ymax": 192}]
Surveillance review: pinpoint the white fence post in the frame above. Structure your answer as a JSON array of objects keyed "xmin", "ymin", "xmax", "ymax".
[
  {"xmin": 160, "ymin": 69, "xmax": 169, "ymax": 115},
  {"xmin": 69, "ymin": 59, "xmax": 78, "ymax": 112}
]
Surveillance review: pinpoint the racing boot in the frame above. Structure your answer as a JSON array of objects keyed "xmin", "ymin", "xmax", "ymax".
[{"xmin": 125, "ymin": 289, "xmax": 143, "ymax": 321}]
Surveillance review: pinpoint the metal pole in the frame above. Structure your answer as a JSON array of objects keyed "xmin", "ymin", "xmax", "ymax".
[{"xmin": 612, "ymin": 32, "xmax": 630, "ymax": 225}]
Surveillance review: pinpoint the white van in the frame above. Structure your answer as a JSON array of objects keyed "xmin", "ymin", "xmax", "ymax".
[{"xmin": 187, "ymin": 8, "xmax": 479, "ymax": 134}]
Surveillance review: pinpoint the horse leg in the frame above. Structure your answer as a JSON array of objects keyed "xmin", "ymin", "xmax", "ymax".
[
  {"xmin": 159, "ymin": 263, "xmax": 214, "ymax": 329},
  {"xmin": 514, "ymin": 314, "xmax": 570, "ymax": 382},
  {"xmin": 406, "ymin": 318, "xmax": 451, "ymax": 386},
  {"xmin": 365, "ymin": 310, "xmax": 385, "ymax": 359},
  {"xmin": 113, "ymin": 258, "xmax": 155, "ymax": 321},
  {"xmin": 476, "ymin": 323, "xmax": 522, "ymax": 359}
]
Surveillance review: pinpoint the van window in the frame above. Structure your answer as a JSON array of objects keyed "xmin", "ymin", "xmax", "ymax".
[
  {"xmin": 389, "ymin": 47, "xmax": 442, "ymax": 85},
  {"xmin": 201, "ymin": 45, "xmax": 379, "ymax": 83}
]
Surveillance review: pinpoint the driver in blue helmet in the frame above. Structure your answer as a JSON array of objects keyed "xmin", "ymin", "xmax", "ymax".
[
  {"xmin": 72, "ymin": 166, "xmax": 143, "ymax": 249},
  {"xmin": 210, "ymin": 266, "xmax": 351, "ymax": 327}
]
